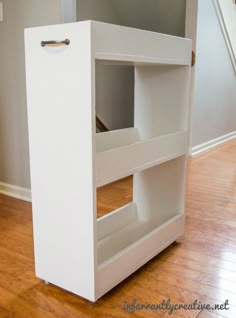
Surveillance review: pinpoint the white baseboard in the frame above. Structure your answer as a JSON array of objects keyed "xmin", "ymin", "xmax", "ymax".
[
  {"xmin": 191, "ymin": 131, "xmax": 236, "ymax": 156},
  {"xmin": 0, "ymin": 182, "xmax": 31, "ymax": 202}
]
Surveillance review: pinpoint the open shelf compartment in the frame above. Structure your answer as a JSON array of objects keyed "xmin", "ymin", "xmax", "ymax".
[
  {"xmin": 96, "ymin": 156, "xmax": 186, "ymax": 298},
  {"xmin": 96, "ymin": 61, "xmax": 190, "ymax": 187},
  {"xmin": 97, "ymin": 213, "xmax": 184, "ymax": 298}
]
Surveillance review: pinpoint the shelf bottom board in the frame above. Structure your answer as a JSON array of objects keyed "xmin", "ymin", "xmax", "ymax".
[
  {"xmin": 96, "ymin": 213, "xmax": 184, "ymax": 300},
  {"xmin": 96, "ymin": 130, "xmax": 188, "ymax": 187}
]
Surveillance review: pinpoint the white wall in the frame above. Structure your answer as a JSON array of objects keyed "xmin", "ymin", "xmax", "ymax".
[
  {"xmin": 0, "ymin": 0, "xmax": 62, "ymax": 188},
  {"xmin": 192, "ymin": 0, "xmax": 236, "ymax": 148}
]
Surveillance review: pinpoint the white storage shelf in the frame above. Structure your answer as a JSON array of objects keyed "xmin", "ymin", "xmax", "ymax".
[
  {"xmin": 97, "ymin": 156, "xmax": 186, "ymax": 264},
  {"xmin": 96, "ymin": 129, "xmax": 188, "ymax": 186},
  {"xmin": 25, "ymin": 21, "xmax": 192, "ymax": 302}
]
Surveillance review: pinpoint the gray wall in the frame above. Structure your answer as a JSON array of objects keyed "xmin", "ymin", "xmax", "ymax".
[
  {"xmin": 77, "ymin": 0, "xmax": 186, "ymax": 36},
  {"xmin": 76, "ymin": 0, "xmax": 186, "ymax": 130},
  {"xmin": 192, "ymin": 0, "xmax": 236, "ymax": 147},
  {"xmin": 76, "ymin": 0, "xmax": 135, "ymax": 130},
  {"xmin": 110, "ymin": 0, "xmax": 186, "ymax": 36},
  {"xmin": 76, "ymin": 0, "xmax": 120, "ymax": 24},
  {"xmin": 0, "ymin": 0, "xmax": 62, "ymax": 188},
  {"xmin": 0, "ymin": 0, "xmax": 186, "ymax": 189}
]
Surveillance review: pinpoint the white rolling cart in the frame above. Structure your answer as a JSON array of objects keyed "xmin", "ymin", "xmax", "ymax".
[{"xmin": 24, "ymin": 21, "xmax": 192, "ymax": 302}]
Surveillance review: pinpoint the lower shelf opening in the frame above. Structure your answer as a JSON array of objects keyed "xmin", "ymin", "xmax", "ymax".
[
  {"xmin": 97, "ymin": 176, "xmax": 133, "ymax": 218},
  {"xmin": 97, "ymin": 156, "xmax": 186, "ymax": 266}
]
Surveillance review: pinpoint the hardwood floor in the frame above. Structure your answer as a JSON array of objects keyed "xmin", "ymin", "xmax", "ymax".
[{"xmin": 0, "ymin": 140, "xmax": 236, "ymax": 317}]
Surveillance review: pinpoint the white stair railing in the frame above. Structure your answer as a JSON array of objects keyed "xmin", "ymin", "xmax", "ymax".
[{"xmin": 214, "ymin": 0, "xmax": 236, "ymax": 74}]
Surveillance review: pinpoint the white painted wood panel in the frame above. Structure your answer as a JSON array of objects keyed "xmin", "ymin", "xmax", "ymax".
[
  {"xmin": 97, "ymin": 214, "xmax": 184, "ymax": 299},
  {"xmin": 25, "ymin": 21, "xmax": 97, "ymax": 301},
  {"xmin": 96, "ymin": 127, "xmax": 140, "ymax": 152},
  {"xmin": 96, "ymin": 131, "xmax": 188, "ymax": 187},
  {"xmin": 93, "ymin": 21, "xmax": 191, "ymax": 65},
  {"xmin": 97, "ymin": 202, "xmax": 138, "ymax": 241},
  {"xmin": 134, "ymin": 66, "xmax": 191, "ymax": 139},
  {"xmin": 25, "ymin": 20, "xmax": 191, "ymax": 302}
]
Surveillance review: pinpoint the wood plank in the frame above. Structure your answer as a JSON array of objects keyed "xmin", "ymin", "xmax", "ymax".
[
  {"xmin": 146, "ymin": 269, "xmax": 236, "ymax": 306},
  {"xmin": 0, "ymin": 286, "xmax": 55, "ymax": 318},
  {"xmin": 200, "ymin": 274, "xmax": 236, "ymax": 294},
  {"xmin": 148, "ymin": 259, "xmax": 205, "ymax": 281},
  {"xmin": 203, "ymin": 230, "xmax": 236, "ymax": 247},
  {"xmin": 177, "ymin": 238, "xmax": 236, "ymax": 263},
  {"xmin": 159, "ymin": 253, "xmax": 236, "ymax": 282}
]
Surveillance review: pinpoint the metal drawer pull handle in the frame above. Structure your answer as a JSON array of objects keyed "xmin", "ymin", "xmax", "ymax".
[{"xmin": 41, "ymin": 39, "xmax": 70, "ymax": 47}]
